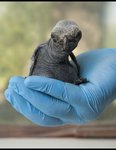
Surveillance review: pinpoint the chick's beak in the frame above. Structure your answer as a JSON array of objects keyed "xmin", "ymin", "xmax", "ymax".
[
  {"xmin": 63, "ymin": 36, "xmax": 77, "ymax": 54},
  {"xmin": 63, "ymin": 30, "xmax": 82, "ymax": 54}
]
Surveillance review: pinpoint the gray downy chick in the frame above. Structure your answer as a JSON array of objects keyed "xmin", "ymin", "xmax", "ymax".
[{"xmin": 29, "ymin": 20, "xmax": 87, "ymax": 85}]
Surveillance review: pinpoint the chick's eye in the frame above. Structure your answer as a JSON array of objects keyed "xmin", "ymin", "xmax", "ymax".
[
  {"xmin": 75, "ymin": 31, "xmax": 82, "ymax": 39},
  {"xmin": 69, "ymin": 39, "xmax": 73, "ymax": 42},
  {"xmin": 68, "ymin": 38, "xmax": 75, "ymax": 43},
  {"xmin": 59, "ymin": 39, "xmax": 63, "ymax": 44},
  {"xmin": 51, "ymin": 33, "xmax": 59, "ymax": 43},
  {"xmin": 53, "ymin": 38, "xmax": 57, "ymax": 43}
]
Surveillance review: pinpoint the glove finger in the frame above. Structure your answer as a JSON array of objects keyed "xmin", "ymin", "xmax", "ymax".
[
  {"xmin": 24, "ymin": 76, "xmax": 66, "ymax": 99},
  {"xmin": 4, "ymin": 88, "xmax": 63, "ymax": 127},
  {"xmin": 9, "ymin": 76, "xmax": 25, "ymax": 83},
  {"xmin": 24, "ymin": 76, "xmax": 85, "ymax": 104},
  {"xmin": 9, "ymin": 76, "xmax": 79, "ymax": 122}
]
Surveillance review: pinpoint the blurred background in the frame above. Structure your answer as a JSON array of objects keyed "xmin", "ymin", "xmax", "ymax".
[{"xmin": 0, "ymin": 1, "xmax": 116, "ymax": 127}]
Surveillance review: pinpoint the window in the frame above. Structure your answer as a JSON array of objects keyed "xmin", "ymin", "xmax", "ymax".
[{"xmin": 0, "ymin": 2, "xmax": 116, "ymax": 138}]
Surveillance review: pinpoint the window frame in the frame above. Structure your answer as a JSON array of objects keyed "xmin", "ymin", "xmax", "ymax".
[{"xmin": 0, "ymin": 123, "xmax": 116, "ymax": 138}]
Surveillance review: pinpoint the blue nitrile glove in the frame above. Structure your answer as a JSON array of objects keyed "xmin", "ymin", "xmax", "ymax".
[{"xmin": 4, "ymin": 48, "xmax": 116, "ymax": 126}]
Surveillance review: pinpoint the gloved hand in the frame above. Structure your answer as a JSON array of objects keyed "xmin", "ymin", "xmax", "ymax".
[{"xmin": 4, "ymin": 48, "xmax": 116, "ymax": 126}]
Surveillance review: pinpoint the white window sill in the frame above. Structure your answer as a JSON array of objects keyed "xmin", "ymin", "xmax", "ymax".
[{"xmin": 0, "ymin": 138, "xmax": 116, "ymax": 148}]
